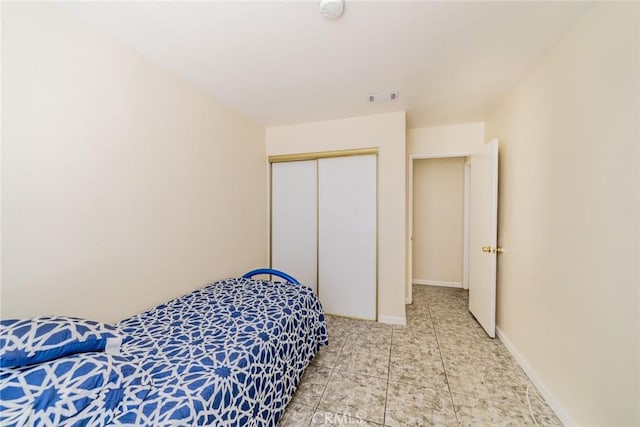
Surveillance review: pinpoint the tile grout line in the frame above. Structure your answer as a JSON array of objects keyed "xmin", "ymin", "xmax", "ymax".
[
  {"xmin": 308, "ymin": 323, "xmax": 349, "ymax": 426},
  {"xmin": 321, "ymin": 325, "xmax": 389, "ymax": 426},
  {"xmin": 382, "ymin": 328, "xmax": 393, "ymax": 427},
  {"xmin": 318, "ymin": 330, "xmax": 348, "ymax": 409},
  {"xmin": 425, "ymin": 288, "xmax": 461, "ymax": 426}
]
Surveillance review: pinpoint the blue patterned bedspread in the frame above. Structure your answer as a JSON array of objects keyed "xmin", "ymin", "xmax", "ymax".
[{"xmin": 112, "ymin": 277, "xmax": 328, "ymax": 426}]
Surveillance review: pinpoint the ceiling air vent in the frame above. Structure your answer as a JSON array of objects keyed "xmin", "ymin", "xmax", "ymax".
[{"xmin": 368, "ymin": 92, "xmax": 398, "ymax": 103}]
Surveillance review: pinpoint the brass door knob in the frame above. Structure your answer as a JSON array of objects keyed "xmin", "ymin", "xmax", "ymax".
[{"xmin": 482, "ymin": 246, "xmax": 503, "ymax": 254}]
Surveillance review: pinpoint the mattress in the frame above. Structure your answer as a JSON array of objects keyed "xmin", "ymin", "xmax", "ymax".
[{"xmin": 112, "ymin": 277, "xmax": 328, "ymax": 426}]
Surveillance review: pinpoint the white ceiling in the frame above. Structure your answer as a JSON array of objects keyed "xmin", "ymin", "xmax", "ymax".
[{"xmin": 59, "ymin": 1, "xmax": 592, "ymax": 128}]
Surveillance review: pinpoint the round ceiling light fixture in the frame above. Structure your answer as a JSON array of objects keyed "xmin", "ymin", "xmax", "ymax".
[{"xmin": 320, "ymin": 0, "xmax": 345, "ymax": 20}]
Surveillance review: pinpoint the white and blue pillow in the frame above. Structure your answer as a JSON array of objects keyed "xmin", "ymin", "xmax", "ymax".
[{"xmin": 0, "ymin": 316, "xmax": 124, "ymax": 368}]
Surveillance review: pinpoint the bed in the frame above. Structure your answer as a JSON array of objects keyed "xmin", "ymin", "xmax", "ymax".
[{"xmin": 0, "ymin": 269, "xmax": 328, "ymax": 426}]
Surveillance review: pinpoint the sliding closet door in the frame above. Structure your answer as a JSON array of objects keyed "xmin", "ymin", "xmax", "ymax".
[
  {"xmin": 271, "ymin": 161, "xmax": 317, "ymax": 292},
  {"xmin": 318, "ymin": 155, "xmax": 377, "ymax": 320}
]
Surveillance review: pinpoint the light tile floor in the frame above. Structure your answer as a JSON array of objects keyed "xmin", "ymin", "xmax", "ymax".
[{"xmin": 280, "ymin": 285, "xmax": 563, "ymax": 426}]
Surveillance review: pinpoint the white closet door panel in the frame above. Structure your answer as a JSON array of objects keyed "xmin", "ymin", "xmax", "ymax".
[
  {"xmin": 271, "ymin": 161, "xmax": 317, "ymax": 293},
  {"xmin": 318, "ymin": 155, "xmax": 377, "ymax": 320}
]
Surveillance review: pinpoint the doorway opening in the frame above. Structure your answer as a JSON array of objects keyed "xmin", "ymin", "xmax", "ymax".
[
  {"xmin": 407, "ymin": 139, "xmax": 499, "ymax": 338},
  {"xmin": 407, "ymin": 153, "xmax": 471, "ymax": 305}
]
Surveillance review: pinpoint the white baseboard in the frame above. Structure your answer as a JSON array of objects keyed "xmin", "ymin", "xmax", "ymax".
[
  {"xmin": 413, "ymin": 279, "xmax": 463, "ymax": 288},
  {"xmin": 496, "ymin": 327, "xmax": 573, "ymax": 427},
  {"xmin": 378, "ymin": 315, "xmax": 406, "ymax": 326}
]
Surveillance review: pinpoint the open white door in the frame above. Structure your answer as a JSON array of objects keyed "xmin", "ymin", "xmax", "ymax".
[{"xmin": 468, "ymin": 139, "xmax": 499, "ymax": 338}]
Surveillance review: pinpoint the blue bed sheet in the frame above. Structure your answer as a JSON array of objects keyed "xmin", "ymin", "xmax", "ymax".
[{"xmin": 111, "ymin": 277, "xmax": 328, "ymax": 426}]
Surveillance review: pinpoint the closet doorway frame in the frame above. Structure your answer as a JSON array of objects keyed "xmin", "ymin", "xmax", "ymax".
[
  {"xmin": 407, "ymin": 152, "xmax": 472, "ymax": 305},
  {"xmin": 268, "ymin": 147, "xmax": 379, "ymax": 319}
]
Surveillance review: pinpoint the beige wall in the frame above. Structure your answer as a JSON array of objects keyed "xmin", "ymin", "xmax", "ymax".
[
  {"xmin": 486, "ymin": 3, "xmax": 639, "ymax": 425},
  {"xmin": 1, "ymin": 3, "xmax": 267, "ymax": 323},
  {"xmin": 407, "ymin": 122, "xmax": 485, "ymax": 156},
  {"xmin": 266, "ymin": 112, "xmax": 406, "ymax": 324},
  {"xmin": 412, "ymin": 158, "xmax": 465, "ymax": 285}
]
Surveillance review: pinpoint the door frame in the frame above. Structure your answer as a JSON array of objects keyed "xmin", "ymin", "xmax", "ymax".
[
  {"xmin": 407, "ymin": 152, "xmax": 472, "ymax": 304},
  {"xmin": 268, "ymin": 149, "xmax": 380, "ymax": 320}
]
